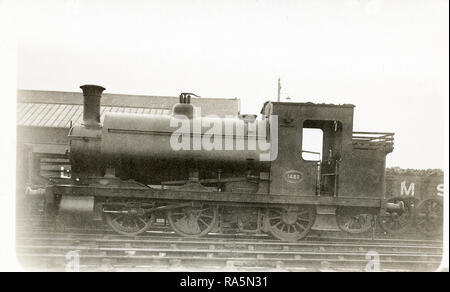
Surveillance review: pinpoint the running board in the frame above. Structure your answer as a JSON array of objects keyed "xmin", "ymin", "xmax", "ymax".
[{"xmin": 311, "ymin": 205, "xmax": 340, "ymax": 231}]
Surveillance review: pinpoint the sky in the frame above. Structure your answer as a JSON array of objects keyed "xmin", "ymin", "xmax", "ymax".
[{"xmin": 4, "ymin": 0, "xmax": 449, "ymax": 169}]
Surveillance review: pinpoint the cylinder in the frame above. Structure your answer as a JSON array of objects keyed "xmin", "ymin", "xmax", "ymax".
[
  {"xmin": 59, "ymin": 195, "xmax": 95, "ymax": 213},
  {"xmin": 80, "ymin": 84, "xmax": 105, "ymax": 128}
]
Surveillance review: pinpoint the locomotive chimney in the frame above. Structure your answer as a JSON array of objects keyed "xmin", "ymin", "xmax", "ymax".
[{"xmin": 80, "ymin": 84, "xmax": 105, "ymax": 128}]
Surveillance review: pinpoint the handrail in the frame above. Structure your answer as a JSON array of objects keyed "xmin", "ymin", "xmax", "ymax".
[
  {"xmin": 353, "ymin": 131, "xmax": 395, "ymax": 135},
  {"xmin": 352, "ymin": 132, "xmax": 394, "ymax": 142},
  {"xmin": 302, "ymin": 150, "xmax": 321, "ymax": 155},
  {"xmin": 352, "ymin": 131, "xmax": 394, "ymax": 152}
]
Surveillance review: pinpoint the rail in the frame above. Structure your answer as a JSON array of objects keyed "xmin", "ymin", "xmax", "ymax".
[{"xmin": 352, "ymin": 131, "xmax": 394, "ymax": 151}]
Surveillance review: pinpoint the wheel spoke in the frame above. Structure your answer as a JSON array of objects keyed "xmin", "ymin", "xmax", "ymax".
[
  {"xmin": 167, "ymin": 205, "xmax": 217, "ymax": 238},
  {"xmin": 138, "ymin": 217, "xmax": 148, "ymax": 227},
  {"xmin": 265, "ymin": 206, "xmax": 315, "ymax": 241},
  {"xmin": 111, "ymin": 215, "xmax": 122, "ymax": 225},
  {"xmin": 414, "ymin": 198, "xmax": 443, "ymax": 236},
  {"xmin": 198, "ymin": 218, "xmax": 209, "ymax": 228},
  {"xmin": 378, "ymin": 198, "xmax": 413, "ymax": 235},
  {"xmin": 170, "ymin": 212, "xmax": 186, "ymax": 216},
  {"xmin": 106, "ymin": 212, "xmax": 152, "ymax": 236},
  {"xmin": 295, "ymin": 221, "xmax": 306, "ymax": 230},
  {"xmin": 344, "ymin": 221, "xmax": 352, "ymax": 230},
  {"xmin": 199, "ymin": 214, "xmax": 214, "ymax": 219}
]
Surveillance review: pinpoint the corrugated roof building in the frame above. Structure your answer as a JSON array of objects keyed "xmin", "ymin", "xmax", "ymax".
[{"xmin": 17, "ymin": 88, "xmax": 240, "ymax": 124}]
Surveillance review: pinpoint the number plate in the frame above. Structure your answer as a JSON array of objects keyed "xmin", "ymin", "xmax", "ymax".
[{"xmin": 284, "ymin": 170, "xmax": 303, "ymax": 183}]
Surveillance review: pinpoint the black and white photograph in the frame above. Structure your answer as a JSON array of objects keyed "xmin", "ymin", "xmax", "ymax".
[{"xmin": 0, "ymin": 0, "xmax": 448, "ymax": 275}]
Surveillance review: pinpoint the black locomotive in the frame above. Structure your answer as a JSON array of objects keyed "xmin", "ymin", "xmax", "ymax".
[{"xmin": 36, "ymin": 84, "xmax": 441, "ymax": 241}]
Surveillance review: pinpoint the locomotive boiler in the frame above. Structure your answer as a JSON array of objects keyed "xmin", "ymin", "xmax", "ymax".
[
  {"xmin": 70, "ymin": 86, "xmax": 271, "ymax": 187},
  {"xmin": 42, "ymin": 84, "xmax": 413, "ymax": 241}
]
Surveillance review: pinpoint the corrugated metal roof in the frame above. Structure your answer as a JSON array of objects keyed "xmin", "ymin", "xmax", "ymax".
[
  {"xmin": 17, "ymin": 103, "xmax": 171, "ymax": 128},
  {"xmin": 17, "ymin": 89, "xmax": 241, "ymax": 117}
]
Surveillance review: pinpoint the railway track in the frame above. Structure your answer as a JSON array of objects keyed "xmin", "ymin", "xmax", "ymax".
[
  {"xmin": 16, "ymin": 227, "xmax": 443, "ymax": 272},
  {"xmin": 16, "ymin": 209, "xmax": 444, "ymax": 272}
]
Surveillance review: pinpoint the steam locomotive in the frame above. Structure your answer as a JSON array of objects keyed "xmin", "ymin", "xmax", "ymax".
[{"xmin": 36, "ymin": 84, "xmax": 441, "ymax": 241}]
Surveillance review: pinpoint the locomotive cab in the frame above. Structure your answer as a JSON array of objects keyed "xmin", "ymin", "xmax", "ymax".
[
  {"xmin": 262, "ymin": 101, "xmax": 394, "ymax": 231},
  {"xmin": 262, "ymin": 101, "xmax": 354, "ymax": 198},
  {"xmin": 262, "ymin": 101, "xmax": 393, "ymax": 199}
]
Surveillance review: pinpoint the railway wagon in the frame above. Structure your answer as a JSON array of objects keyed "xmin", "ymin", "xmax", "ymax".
[
  {"xmin": 385, "ymin": 169, "xmax": 444, "ymax": 201},
  {"xmin": 32, "ymin": 84, "xmax": 407, "ymax": 241},
  {"xmin": 379, "ymin": 170, "xmax": 444, "ymax": 236}
]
